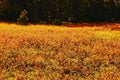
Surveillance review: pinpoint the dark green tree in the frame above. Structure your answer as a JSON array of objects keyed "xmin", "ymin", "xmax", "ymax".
[{"xmin": 0, "ymin": 0, "xmax": 120, "ymax": 23}]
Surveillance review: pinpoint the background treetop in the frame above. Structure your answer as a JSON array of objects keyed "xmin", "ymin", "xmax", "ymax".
[{"xmin": 0, "ymin": 0, "xmax": 120, "ymax": 24}]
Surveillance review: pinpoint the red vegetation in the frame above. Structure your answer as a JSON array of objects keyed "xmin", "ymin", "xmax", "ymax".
[{"xmin": 63, "ymin": 23, "xmax": 120, "ymax": 28}]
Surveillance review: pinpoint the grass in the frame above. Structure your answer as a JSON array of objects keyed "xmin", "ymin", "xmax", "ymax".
[{"xmin": 0, "ymin": 23, "xmax": 120, "ymax": 80}]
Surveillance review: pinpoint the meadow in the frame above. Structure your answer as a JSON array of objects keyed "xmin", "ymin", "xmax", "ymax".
[{"xmin": 0, "ymin": 23, "xmax": 120, "ymax": 80}]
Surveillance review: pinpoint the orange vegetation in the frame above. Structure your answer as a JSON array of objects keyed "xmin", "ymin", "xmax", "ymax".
[{"xmin": 0, "ymin": 23, "xmax": 120, "ymax": 80}]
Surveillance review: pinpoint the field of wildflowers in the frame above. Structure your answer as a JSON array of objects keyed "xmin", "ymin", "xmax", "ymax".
[{"xmin": 0, "ymin": 23, "xmax": 120, "ymax": 80}]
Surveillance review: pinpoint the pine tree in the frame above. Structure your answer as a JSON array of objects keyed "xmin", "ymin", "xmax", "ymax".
[{"xmin": 17, "ymin": 9, "xmax": 29, "ymax": 25}]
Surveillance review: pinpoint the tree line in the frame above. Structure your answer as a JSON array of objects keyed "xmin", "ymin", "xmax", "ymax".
[{"xmin": 0, "ymin": 0, "xmax": 120, "ymax": 24}]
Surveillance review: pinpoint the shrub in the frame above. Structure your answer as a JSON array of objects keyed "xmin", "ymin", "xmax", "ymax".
[
  {"xmin": 17, "ymin": 9, "xmax": 29, "ymax": 25},
  {"xmin": 52, "ymin": 19, "xmax": 62, "ymax": 25}
]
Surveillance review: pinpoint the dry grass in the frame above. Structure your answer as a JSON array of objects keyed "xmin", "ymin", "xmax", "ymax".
[{"xmin": 0, "ymin": 23, "xmax": 120, "ymax": 80}]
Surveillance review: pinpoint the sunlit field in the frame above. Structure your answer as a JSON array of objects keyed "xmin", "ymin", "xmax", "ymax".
[{"xmin": 0, "ymin": 23, "xmax": 120, "ymax": 80}]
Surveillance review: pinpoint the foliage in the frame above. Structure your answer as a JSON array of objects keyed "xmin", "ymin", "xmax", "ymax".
[
  {"xmin": 0, "ymin": 23, "xmax": 120, "ymax": 79},
  {"xmin": 0, "ymin": 0, "xmax": 120, "ymax": 23},
  {"xmin": 17, "ymin": 9, "xmax": 29, "ymax": 25}
]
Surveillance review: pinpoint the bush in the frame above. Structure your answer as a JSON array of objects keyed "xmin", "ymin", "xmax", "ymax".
[
  {"xmin": 17, "ymin": 9, "xmax": 29, "ymax": 25},
  {"xmin": 52, "ymin": 19, "xmax": 62, "ymax": 25}
]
